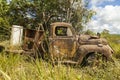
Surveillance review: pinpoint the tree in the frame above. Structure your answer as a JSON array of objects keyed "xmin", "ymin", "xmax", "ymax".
[
  {"xmin": 101, "ymin": 29, "xmax": 110, "ymax": 35},
  {"xmin": 84, "ymin": 29, "xmax": 95, "ymax": 35},
  {"xmin": 0, "ymin": 0, "xmax": 94, "ymax": 39},
  {"xmin": 0, "ymin": 0, "xmax": 11, "ymax": 40},
  {"xmin": 7, "ymin": 0, "xmax": 94, "ymax": 32}
]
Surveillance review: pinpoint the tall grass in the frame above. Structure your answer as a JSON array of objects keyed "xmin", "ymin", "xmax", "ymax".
[
  {"xmin": 0, "ymin": 34, "xmax": 120, "ymax": 80},
  {"xmin": 102, "ymin": 34, "xmax": 120, "ymax": 58},
  {"xmin": 0, "ymin": 52, "xmax": 120, "ymax": 80}
]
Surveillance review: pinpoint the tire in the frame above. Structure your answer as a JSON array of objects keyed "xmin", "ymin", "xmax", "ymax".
[{"xmin": 81, "ymin": 52, "xmax": 107, "ymax": 67}]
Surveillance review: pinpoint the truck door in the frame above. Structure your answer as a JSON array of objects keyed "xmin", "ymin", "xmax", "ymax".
[{"xmin": 49, "ymin": 26, "xmax": 77, "ymax": 59}]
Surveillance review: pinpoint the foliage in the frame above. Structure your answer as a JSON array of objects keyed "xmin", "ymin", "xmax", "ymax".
[
  {"xmin": 101, "ymin": 29, "xmax": 110, "ymax": 35},
  {"xmin": 84, "ymin": 29, "xmax": 95, "ymax": 35},
  {"xmin": 0, "ymin": 0, "xmax": 95, "ymax": 41},
  {"xmin": 0, "ymin": 53, "xmax": 120, "ymax": 80},
  {"xmin": 101, "ymin": 34, "xmax": 120, "ymax": 59},
  {"xmin": 0, "ymin": 0, "xmax": 11, "ymax": 40},
  {"xmin": 7, "ymin": 0, "xmax": 94, "ymax": 32}
]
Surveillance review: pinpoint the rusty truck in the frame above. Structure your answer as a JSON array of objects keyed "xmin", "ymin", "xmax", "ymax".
[{"xmin": 21, "ymin": 22, "xmax": 114, "ymax": 65}]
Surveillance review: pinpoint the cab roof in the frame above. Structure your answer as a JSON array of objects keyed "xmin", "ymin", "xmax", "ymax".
[{"xmin": 50, "ymin": 22, "xmax": 72, "ymax": 27}]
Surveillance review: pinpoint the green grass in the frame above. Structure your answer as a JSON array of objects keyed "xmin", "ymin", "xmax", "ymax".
[
  {"xmin": 0, "ymin": 34, "xmax": 120, "ymax": 80},
  {"xmin": 102, "ymin": 34, "xmax": 120, "ymax": 58},
  {"xmin": 0, "ymin": 53, "xmax": 120, "ymax": 80}
]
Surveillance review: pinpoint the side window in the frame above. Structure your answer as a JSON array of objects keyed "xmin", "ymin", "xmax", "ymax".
[{"xmin": 55, "ymin": 26, "xmax": 73, "ymax": 36}]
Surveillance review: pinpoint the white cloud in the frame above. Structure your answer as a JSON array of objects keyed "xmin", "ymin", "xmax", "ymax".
[{"xmin": 87, "ymin": 1, "xmax": 120, "ymax": 34}]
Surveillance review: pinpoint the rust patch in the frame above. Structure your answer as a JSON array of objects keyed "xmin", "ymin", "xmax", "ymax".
[{"xmin": 23, "ymin": 29, "xmax": 44, "ymax": 51}]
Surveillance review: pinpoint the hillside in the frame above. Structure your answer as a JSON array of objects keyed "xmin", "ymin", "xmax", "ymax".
[{"xmin": 102, "ymin": 34, "xmax": 120, "ymax": 58}]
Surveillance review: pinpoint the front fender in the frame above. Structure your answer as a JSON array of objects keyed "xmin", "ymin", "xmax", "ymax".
[{"xmin": 76, "ymin": 44, "xmax": 114, "ymax": 64}]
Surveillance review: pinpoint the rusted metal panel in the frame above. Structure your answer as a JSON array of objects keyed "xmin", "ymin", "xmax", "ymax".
[
  {"xmin": 49, "ymin": 22, "xmax": 77, "ymax": 59},
  {"xmin": 49, "ymin": 38, "xmax": 77, "ymax": 58},
  {"xmin": 78, "ymin": 34, "xmax": 108, "ymax": 45},
  {"xmin": 76, "ymin": 44, "xmax": 114, "ymax": 64},
  {"xmin": 23, "ymin": 29, "xmax": 44, "ymax": 51},
  {"xmin": 50, "ymin": 22, "xmax": 72, "ymax": 27}
]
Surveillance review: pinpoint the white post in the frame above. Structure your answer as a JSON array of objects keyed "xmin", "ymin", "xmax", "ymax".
[{"xmin": 11, "ymin": 25, "xmax": 23, "ymax": 46}]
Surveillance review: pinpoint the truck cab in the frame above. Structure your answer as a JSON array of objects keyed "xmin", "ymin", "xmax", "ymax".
[{"xmin": 49, "ymin": 22, "xmax": 77, "ymax": 60}]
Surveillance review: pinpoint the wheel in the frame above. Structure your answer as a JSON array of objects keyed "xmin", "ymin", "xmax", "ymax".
[{"xmin": 81, "ymin": 52, "xmax": 107, "ymax": 67}]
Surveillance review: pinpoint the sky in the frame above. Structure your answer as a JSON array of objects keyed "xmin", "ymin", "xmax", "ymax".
[{"xmin": 86, "ymin": 0, "xmax": 120, "ymax": 34}]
